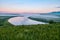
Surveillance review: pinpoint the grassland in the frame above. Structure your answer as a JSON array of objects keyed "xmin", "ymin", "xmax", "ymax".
[{"xmin": 0, "ymin": 16, "xmax": 60, "ymax": 40}]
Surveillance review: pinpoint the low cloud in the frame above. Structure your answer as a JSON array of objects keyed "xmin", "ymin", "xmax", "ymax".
[{"xmin": 56, "ymin": 7, "xmax": 60, "ymax": 8}]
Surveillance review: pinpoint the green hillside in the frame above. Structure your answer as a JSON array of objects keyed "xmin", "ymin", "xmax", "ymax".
[{"xmin": 0, "ymin": 16, "xmax": 60, "ymax": 40}]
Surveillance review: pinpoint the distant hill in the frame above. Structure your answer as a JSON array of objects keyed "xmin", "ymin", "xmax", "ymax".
[
  {"xmin": 50, "ymin": 11, "xmax": 60, "ymax": 15},
  {"xmin": 0, "ymin": 11, "xmax": 60, "ymax": 16},
  {"xmin": 0, "ymin": 13, "xmax": 18, "ymax": 15},
  {"xmin": 40, "ymin": 11, "xmax": 60, "ymax": 16},
  {"xmin": 0, "ymin": 13, "xmax": 23, "ymax": 16},
  {"xmin": 47, "ymin": 11, "xmax": 60, "ymax": 17}
]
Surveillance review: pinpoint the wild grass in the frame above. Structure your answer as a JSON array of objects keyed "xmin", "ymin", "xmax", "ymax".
[
  {"xmin": 0, "ymin": 23, "xmax": 60, "ymax": 40},
  {"xmin": 0, "ymin": 16, "xmax": 60, "ymax": 40}
]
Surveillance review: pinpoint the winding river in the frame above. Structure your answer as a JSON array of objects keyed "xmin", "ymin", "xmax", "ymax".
[{"xmin": 8, "ymin": 17, "xmax": 47, "ymax": 25}]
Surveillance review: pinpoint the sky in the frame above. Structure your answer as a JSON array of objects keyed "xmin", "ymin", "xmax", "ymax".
[{"xmin": 0, "ymin": 0, "xmax": 60, "ymax": 13}]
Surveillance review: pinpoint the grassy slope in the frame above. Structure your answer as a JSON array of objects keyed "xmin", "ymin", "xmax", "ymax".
[{"xmin": 0, "ymin": 16, "xmax": 60, "ymax": 40}]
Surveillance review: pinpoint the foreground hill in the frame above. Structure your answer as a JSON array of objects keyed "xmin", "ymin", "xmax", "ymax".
[
  {"xmin": 0, "ymin": 16, "xmax": 60, "ymax": 40},
  {"xmin": 0, "ymin": 22, "xmax": 60, "ymax": 40}
]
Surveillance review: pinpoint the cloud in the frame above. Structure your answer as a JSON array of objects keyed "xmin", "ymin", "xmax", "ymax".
[{"xmin": 56, "ymin": 6, "xmax": 60, "ymax": 8}]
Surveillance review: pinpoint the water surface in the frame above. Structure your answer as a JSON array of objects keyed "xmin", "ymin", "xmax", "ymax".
[{"xmin": 8, "ymin": 17, "xmax": 47, "ymax": 25}]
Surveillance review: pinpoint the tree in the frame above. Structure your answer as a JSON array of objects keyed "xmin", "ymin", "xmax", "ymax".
[{"xmin": 49, "ymin": 20, "xmax": 54, "ymax": 24}]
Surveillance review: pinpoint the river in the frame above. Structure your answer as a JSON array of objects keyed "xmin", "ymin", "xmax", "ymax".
[{"xmin": 8, "ymin": 17, "xmax": 47, "ymax": 25}]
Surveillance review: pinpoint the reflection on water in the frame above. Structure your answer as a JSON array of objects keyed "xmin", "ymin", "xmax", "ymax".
[{"xmin": 8, "ymin": 17, "xmax": 47, "ymax": 25}]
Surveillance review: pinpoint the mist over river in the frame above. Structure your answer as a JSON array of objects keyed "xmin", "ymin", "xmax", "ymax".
[
  {"xmin": 8, "ymin": 17, "xmax": 47, "ymax": 25},
  {"xmin": 0, "ymin": 12, "xmax": 60, "ymax": 26}
]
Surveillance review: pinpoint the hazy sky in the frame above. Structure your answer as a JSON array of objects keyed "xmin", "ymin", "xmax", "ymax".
[{"xmin": 0, "ymin": 0, "xmax": 60, "ymax": 13}]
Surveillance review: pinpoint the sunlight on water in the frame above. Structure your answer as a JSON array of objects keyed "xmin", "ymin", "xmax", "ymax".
[{"xmin": 8, "ymin": 17, "xmax": 47, "ymax": 25}]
